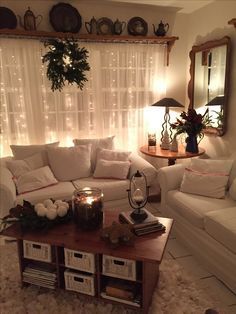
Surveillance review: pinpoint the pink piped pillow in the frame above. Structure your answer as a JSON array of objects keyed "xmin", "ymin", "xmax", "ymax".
[{"xmin": 180, "ymin": 168, "xmax": 229, "ymax": 199}]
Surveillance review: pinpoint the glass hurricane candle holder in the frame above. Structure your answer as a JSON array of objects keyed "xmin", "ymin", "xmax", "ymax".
[
  {"xmin": 148, "ymin": 133, "xmax": 156, "ymax": 148},
  {"xmin": 73, "ymin": 188, "xmax": 103, "ymax": 230}
]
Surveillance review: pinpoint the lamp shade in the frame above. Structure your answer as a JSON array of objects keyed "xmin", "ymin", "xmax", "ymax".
[
  {"xmin": 205, "ymin": 96, "xmax": 225, "ymax": 106},
  {"xmin": 151, "ymin": 97, "xmax": 184, "ymax": 108}
]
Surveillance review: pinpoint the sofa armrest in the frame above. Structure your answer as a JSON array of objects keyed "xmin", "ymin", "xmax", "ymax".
[
  {"xmin": 0, "ymin": 166, "xmax": 16, "ymax": 218},
  {"xmin": 129, "ymin": 153, "xmax": 157, "ymax": 188},
  {"xmin": 158, "ymin": 164, "xmax": 185, "ymax": 210}
]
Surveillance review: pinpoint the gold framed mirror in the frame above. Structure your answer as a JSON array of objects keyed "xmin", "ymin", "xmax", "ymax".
[{"xmin": 188, "ymin": 36, "xmax": 231, "ymax": 136}]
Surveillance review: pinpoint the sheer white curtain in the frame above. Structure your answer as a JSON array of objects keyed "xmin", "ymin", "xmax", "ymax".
[{"xmin": 0, "ymin": 38, "xmax": 166, "ymax": 157}]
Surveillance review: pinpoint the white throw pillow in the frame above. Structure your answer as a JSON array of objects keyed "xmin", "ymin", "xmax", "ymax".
[
  {"xmin": 10, "ymin": 142, "xmax": 59, "ymax": 165},
  {"xmin": 93, "ymin": 159, "xmax": 130, "ymax": 180},
  {"xmin": 47, "ymin": 145, "xmax": 91, "ymax": 181},
  {"xmin": 73, "ymin": 136, "xmax": 114, "ymax": 171},
  {"xmin": 229, "ymin": 178, "xmax": 236, "ymax": 200},
  {"xmin": 16, "ymin": 166, "xmax": 58, "ymax": 194},
  {"xmin": 96, "ymin": 148, "xmax": 131, "ymax": 162},
  {"xmin": 190, "ymin": 159, "xmax": 233, "ymax": 175},
  {"xmin": 6, "ymin": 152, "xmax": 46, "ymax": 178},
  {"xmin": 180, "ymin": 168, "xmax": 229, "ymax": 199}
]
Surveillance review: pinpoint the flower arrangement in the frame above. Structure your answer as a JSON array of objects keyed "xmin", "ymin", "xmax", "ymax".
[
  {"xmin": 171, "ymin": 108, "xmax": 209, "ymax": 139},
  {"xmin": 0, "ymin": 200, "xmax": 73, "ymax": 232}
]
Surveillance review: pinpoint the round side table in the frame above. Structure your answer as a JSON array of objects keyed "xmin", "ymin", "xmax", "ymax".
[{"xmin": 140, "ymin": 145, "xmax": 205, "ymax": 166}]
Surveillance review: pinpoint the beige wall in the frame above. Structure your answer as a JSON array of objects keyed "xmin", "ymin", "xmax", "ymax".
[
  {"xmin": 172, "ymin": 1, "xmax": 236, "ymax": 158},
  {"xmin": 2, "ymin": 0, "xmax": 236, "ymax": 159}
]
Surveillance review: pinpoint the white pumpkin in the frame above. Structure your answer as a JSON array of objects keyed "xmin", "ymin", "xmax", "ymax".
[
  {"xmin": 43, "ymin": 199, "xmax": 54, "ymax": 208},
  {"xmin": 57, "ymin": 205, "xmax": 68, "ymax": 217},
  {"xmin": 46, "ymin": 209, "xmax": 57, "ymax": 220},
  {"xmin": 54, "ymin": 199, "xmax": 64, "ymax": 206},
  {"xmin": 37, "ymin": 206, "xmax": 47, "ymax": 217},
  {"xmin": 60, "ymin": 202, "xmax": 69, "ymax": 210},
  {"xmin": 34, "ymin": 203, "xmax": 44, "ymax": 213}
]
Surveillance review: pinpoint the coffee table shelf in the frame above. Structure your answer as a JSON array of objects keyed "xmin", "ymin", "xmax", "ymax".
[{"xmin": 1, "ymin": 210, "xmax": 173, "ymax": 313}]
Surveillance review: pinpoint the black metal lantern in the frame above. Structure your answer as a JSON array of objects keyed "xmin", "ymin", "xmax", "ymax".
[{"xmin": 127, "ymin": 170, "xmax": 149, "ymax": 222}]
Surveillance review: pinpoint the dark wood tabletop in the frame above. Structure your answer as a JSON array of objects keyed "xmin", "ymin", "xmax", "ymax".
[{"xmin": 2, "ymin": 209, "xmax": 173, "ymax": 264}]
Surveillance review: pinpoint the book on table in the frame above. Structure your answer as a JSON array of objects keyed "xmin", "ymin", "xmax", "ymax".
[{"xmin": 119, "ymin": 208, "xmax": 165, "ymax": 235}]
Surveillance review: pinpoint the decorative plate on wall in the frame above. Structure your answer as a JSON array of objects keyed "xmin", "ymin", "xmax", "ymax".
[
  {"xmin": 49, "ymin": 2, "xmax": 82, "ymax": 33},
  {"xmin": 97, "ymin": 18, "xmax": 113, "ymax": 35},
  {"xmin": 127, "ymin": 17, "xmax": 148, "ymax": 36},
  {"xmin": 0, "ymin": 7, "xmax": 17, "ymax": 29}
]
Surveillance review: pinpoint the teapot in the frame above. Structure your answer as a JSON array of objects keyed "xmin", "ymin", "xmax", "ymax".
[
  {"xmin": 85, "ymin": 16, "xmax": 97, "ymax": 35},
  {"xmin": 153, "ymin": 20, "xmax": 169, "ymax": 36},
  {"xmin": 113, "ymin": 19, "xmax": 126, "ymax": 35},
  {"xmin": 18, "ymin": 7, "xmax": 42, "ymax": 31}
]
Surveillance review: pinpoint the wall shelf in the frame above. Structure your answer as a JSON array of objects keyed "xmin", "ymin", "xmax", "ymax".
[{"xmin": 0, "ymin": 29, "xmax": 179, "ymax": 65}]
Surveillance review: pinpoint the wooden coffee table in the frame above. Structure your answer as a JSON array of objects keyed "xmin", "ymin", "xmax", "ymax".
[{"xmin": 1, "ymin": 209, "xmax": 173, "ymax": 314}]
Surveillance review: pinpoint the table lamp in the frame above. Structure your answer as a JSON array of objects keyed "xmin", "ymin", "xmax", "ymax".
[{"xmin": 151, "ymin": 98, "xmax": 184, "ymax": 150}]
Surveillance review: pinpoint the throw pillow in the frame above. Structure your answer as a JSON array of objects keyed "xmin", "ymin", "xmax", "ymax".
[
  {"xmin": 96, "ymin": 148, "xmax": 131, "ymax": 162},
  {"xmin": 16, "ymin": 166, "xmax": 58, "ymax": 194},
  {"xmin": 10, "ymin": 142, "xmax": 59, "ymax": 165},
  {"xmin": 73, "ymin": 136, "xmax": 115, "ymax": 171},
  {"xmin": 180, "ymin": 168, "xmax": 229, "ymax": 199},
  {"xmin": 6, "ymin": 152, "xmax": 46, "ymax": 178},
  {"xmin": 229, "ymin": 178, "xmax": 236, "ymax": 200},
  {"xmin": 190, "ymin": 158, "xmax": 233, "ymax": 175},
  {"xmin": 93, "ymin": 159, "xmax": 130, "ymax": 180},
  {"xmin": 47, "ymin": 145, "xmax": 91, "ymax": 181}
]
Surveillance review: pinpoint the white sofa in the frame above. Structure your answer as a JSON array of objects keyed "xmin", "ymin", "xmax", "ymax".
[
  {"xmin": 158, "ymin": 163, "xmax": 236, "ymax": 293},
  {"xmin": 0, "ymin": 152, "xmax": 158, "ymax": 218}
]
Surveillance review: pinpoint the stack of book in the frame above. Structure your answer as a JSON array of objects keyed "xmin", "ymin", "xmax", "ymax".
[
  {"xmin": 23, "ymin": 263, "xmax": 57, "ymax": 289},
  {"xmin": 119, "ymin": 208, "xmax": 165, "ymax": 236}
]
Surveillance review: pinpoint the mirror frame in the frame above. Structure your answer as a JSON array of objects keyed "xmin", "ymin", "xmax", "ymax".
[{"xmin": 188, "ymin": 36, "xmax": 231, "ymax": 136}]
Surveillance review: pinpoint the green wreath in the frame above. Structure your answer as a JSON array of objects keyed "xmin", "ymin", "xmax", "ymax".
[{"xmin": 42, "ymin": 38, "xmax": 90, "ymax": 92}]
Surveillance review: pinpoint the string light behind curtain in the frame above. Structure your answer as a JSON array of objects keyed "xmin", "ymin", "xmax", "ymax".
[{"xmin": 0, "ymin": 39, "xmax": 166, "ymax": 157}]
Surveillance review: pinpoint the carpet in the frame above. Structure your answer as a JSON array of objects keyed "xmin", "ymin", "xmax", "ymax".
[{"xmin": 0, "ymin": 242, "xmax": 229, "ymax": 314}]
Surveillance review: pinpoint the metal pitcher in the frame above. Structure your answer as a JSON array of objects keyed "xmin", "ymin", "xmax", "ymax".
[
  {"xmin": 85, "ymin": 16, "xmax": 97, "ymax": 35},
  {"xmin": 113, "ymin": 18, "xmax": 126, "ymax": 35},
  {"xmin": 18, "ymin": 7, "xmax": 42, "ymax": 31},
  {"xmin": 153, "ymin": 20, "xmax": 169, "ymax": 36}
]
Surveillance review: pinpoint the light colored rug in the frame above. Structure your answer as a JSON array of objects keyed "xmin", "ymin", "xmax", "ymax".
[{"xmin": 0, "ymin": 242, "xmax": 229, "ymax": 314}]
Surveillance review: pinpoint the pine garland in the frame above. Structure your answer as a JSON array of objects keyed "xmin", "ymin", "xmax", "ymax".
[{"xmin": 42, "ymin": 38, "xmax": 90, "ymax": 92}]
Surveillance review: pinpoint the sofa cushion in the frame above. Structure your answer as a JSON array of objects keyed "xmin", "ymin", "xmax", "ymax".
[
  {"xmin": 47, "ymin": 145, "xmax": 91, "ymax": 181},
  {"xmin": 180, "ymin": 168, "xmax": 229, "ymax": 199},
  {"xmin": 96, "ymin": 148, "xmax": 131, "ymax": 162},
  {"xmin": 6, "ymin": 152, "xmax": 46, "ymax": 178},
  {"xmin": 167, "ymin": 190, "xmax": 236, "ymax": 229},
  {"xmin": 73, "ymin": 136, "xmax": 114, "ymax": 171},
  {"xmin": 190, "ymin": 158, "xmax": 233, "ymax": 174},
  {"xmin": 10, "ymin": 142, "xmax": 59, "ymax": 164},
  {"xmin": 73, "ymin": 177, "xmax": 129, "ymax": 202},
  {"xmin": 16, "ymin": 166, "xmax": 58, "ymax": 194},
  {"xmin": 204, "ymin": 207, "xmax": 236, "ymax": 254},
  {"xmin": 16, "ymin": 181, "xmax": 75, "ymax": 205},
  {"xmin": 94, "ymin": 159, "xmax": 130, "ymax": 180}
]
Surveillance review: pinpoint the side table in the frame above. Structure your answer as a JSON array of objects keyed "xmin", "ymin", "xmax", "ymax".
[{"xmin": 140, "ymin": 145, "xmax": 205, "ymax": 166}]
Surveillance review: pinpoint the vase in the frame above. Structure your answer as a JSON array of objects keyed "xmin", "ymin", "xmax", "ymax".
[
  {"xmin": 170, "ymin": 135, "xmax": 178, "ymax": 152},
  {"xmin": 185, "ymin": 134, "xmax": 198, "ymax": 153}
]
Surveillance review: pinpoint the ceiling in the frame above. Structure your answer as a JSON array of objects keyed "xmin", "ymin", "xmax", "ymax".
[{"xmin": 104, "ymin": 0, "xmax": 215, "ymax": 14}]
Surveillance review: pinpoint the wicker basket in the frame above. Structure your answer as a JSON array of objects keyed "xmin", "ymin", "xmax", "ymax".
[{"xmin": 64, "ymin": 269, "xmax": 95, "ymax": 296}]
